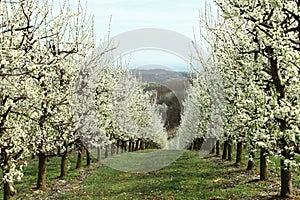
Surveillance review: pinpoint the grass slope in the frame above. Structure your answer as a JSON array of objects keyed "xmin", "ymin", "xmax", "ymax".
[{"xmin": 0, "ymin": 150, "xmax": 299, "ymax": 200}]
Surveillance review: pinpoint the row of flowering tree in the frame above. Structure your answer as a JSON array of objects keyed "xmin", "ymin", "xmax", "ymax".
[
  {"xmin": 0, "ymin": 0, "xmax": 94, "ymax": 199},
  {"xmin": 83, "ymin": 61, "xmax": 167, "ymax": 158},
  {"xmin": 177, "ymin": 0, "xmax": 299, "ymax": 198},
  {"xmin": 0, "ymin": 1, "xmax": 168, "ymax": 199}
]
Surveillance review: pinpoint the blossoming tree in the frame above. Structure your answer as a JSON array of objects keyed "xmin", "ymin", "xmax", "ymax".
[{"xmin": 0, "ymin": 0, "xmax": 93, "ymax": 198}]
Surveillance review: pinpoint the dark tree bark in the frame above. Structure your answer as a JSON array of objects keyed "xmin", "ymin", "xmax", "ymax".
[
  {"xmin": 235, "ymin": 141, "xmax": 243, "ymax": 166},
  {"xmin": 260, "ymin": 147, "xmax": 268, "ymax": 181},
  {"xmin": 145, "ymin": 142, "xmax": 150, "ymax": 149},
  {"xmin": 140, "ymin": 140, "xmax": 145, "ymax": 150},
  {"xmin": 210, "ymin": 143, "xmax": 215, "ymax": 154},
  {"xmin": 76, "ymin": 147, "xmax": 83, "ymax": 170},
  {"xmin": 111, "ymin": 143, "xmax": 115, "ymax": 156},
  {"xmin": 128, "ymin": 141, "xmax": 132, "ymax": 152},
  {"xmin": 131, "ymin": 141, "xmax": 135, "ymax": 152},
  {"xmin": 222, "ymin": 140, "xmax": 228, "ymax": 159},
  {"xmin": 266, "ymin": 46, "xmax": 294, "ymax": 197},
  {"xmin": 2, "ymin": 157, "xmax": 16, "ymax": 200},
  {"xmin": 194, "ymin": 138, "xmax": 204, "ymax": 151},
  {"xmin": 124, "ymin": 141, "xmax": 128, "ymax": 152},
  {"xmin": 97, "ymin": 146, "xmax": 101, "ymax": 161},
  {"xmin": 105, "ymin": 144, "xmax": 109, "ymax": 158},
  {"xmin": 227, "ymin": 140, "xmax": 232, "ymax": 161},
  {"xmin": 86, "ymin": 149, "xmax": 91, "ymax": 166},
  {"xmin": 60, "ymin": 149, "xmax": 68, "ymax": 178},
  {"xmin": 37, "ymin": 153, "xmax": 48, "ymax": 190},
  {"xmin": 199, "ymin": 138, "xmax": 204, "ymax": 150},
  {"xmin": 280, "ymin": 149, "xmax": 293, "ymax": 198},
  {"xmin": 193, "ymin": 139, "xmax": 197, "ymax": 150},
  {"xmin": 120, "ymin": 141, "xmax": 124, "ymax": 153},
  {"xmin": 116, "ymin": 140, "xmax": 120, "ymax": 154},
  {"xmin": 3, "ymin": 181, "xmax": 16, "ymax": 200},
  {"xmin": 280, "ymin": 160, "xmax": 293, "ymax": 198},
  {"xmin": 246, "ymin": 140, "xmax": 256, "ymax": 170},
  {"xmin": 135, "ymin": 139, "xmax": 140, "ymax": 151},
  {"xmin": 246, "ymin": 151, "xmax": 255, "ymax": 170},
  {"xmin": 216, "ymin": 140, "xmax": 220, "ymax": 156},
  {"xmin": 57, "ymin": 146, "xmax": 60, "ymax": 156}
]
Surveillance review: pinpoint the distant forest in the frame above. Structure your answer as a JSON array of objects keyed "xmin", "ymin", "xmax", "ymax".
[{"xmin": 131, "ymin": 69, "xmax": 191, "ymax": 132}]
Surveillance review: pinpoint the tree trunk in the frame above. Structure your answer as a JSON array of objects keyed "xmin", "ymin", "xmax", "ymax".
[
  {"xmin": 131, "ymin": 141, "xmax": 135, "ymax": 152},
  {"xmin": 199, "ymin": 138, "xmax": 204, "ymax": 150},
  {"xmin": 145, "ymin": 142, "xmax": 149, "ymax": 149},
  {"xmin": 135, "ymin": 140, "xmax": 140, "ymax": 151},
  {"xmin": 116, "ymin": 140, "xmax": 120, "ymax": 154},
  {"xmin": 222, "ymin": 140, "xmax": 227, "ymax": 159},
  {"xmin": 105, "ymin": 144, "xmax": 109, "ymax": 158},
  {"xmin": 189, "ymin": 140, "xmax": 194, "ymax": 150},
  {"xmin": 76, "ymin": 148, "xmax": 83, "ymax": 169},
  {"xmin": 210, "ymin": 143, "xmax": 215, "ymax": 154},
  {"xmin": 37, "ymin": 153, "xmax": 48, "ymax": 190},
  {"xmin": 121, "ymin": 141, "xmax": 124, "ymax": 153},
  {"xmin": 280, "ymin": 157, "xmax": 293, "ymax": 197},
  {"xmin": 97, "ymin": 146, "xmax": 101, "ymax": 162},
  {"xmin": 86, "ymin": 149, "xmax": 91, "ymax": 166},
  {"xmin": 60, "ymin": 149, "xmax": 68, "ymax": 178},
  {"xmin": 140, "ymin": 140, "xmax": 145, "ymax": 150},
  {"xmin": 57, "ymin": 146, "xmax": 61, "ymax": 156},
  {"xmin": 128, "ymin": 141, "xmax": 132, "ymax": 152},
  {"xmin": 260, "ymin": 147, "xmax": 268, "ymax": 181},
  {"xmin": 246, "ymin": 151, "xmax": 255, "ymax": 170},
  {"xmin": 235, "ymin": 141, "xmax": 243, "ymax": 166},
  {"xmin": 3, "ymin": 181, "xmax": 16, "ymax": 200},
  {"xmin": 124, "ymin": 141, "xmax": 129, "ymax": 152},
  {"xmin": 116, "ymin": 141, "xmax": 120, "ymax": 154},
  {"xmin": 111, "ymin": 143, "xmax": 115, "ymax": 156},
  {"xmin": 195, "ymin": 139, "xmax": 200, "ymax": 150},
  {"xmin": 216, "ymin": 140, "xmax": 220, "ymax": 156},
  {"xmin": 2, "ymin": 153, "xmax": 17, "ymax": 200},
  {"xmin": 227, "ymin": 140, "xmax": 232, "ymax": 161},
  {"xmin": 196, "ymin": 139, "xmax": 200, "ymax": 150}
]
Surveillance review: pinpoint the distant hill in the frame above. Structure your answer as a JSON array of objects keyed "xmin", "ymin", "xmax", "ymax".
[
  {"xmin": 130, "ymin": 68, "xmax": 191, "ymax": 102},
  {"xmin": 130, "ymin": 68, "xmax": 190, "ymax": 83},
  {"xmin": 130, "ymin": 68, "xmax": 192, "ymax": 131}
]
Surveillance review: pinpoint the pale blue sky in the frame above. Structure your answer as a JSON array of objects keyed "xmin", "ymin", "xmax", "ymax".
[{"xmin": 85, "ymin": 0, "xmax": 217, "ymax": 71}]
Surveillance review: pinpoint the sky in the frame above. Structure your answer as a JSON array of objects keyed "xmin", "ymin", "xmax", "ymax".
[{"xmin": 84, "ymin": 0, "xmax": 217, "ymax": 71}]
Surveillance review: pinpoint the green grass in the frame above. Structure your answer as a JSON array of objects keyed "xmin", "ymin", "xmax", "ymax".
[{"xmin": 0, "ymin": 150, "xmax": 299, "ymax": 200}]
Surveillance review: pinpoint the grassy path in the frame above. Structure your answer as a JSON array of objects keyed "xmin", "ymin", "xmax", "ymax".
[{"xmin": 1, "ymin": 151, "xmax": 299, "ymax": 199}]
